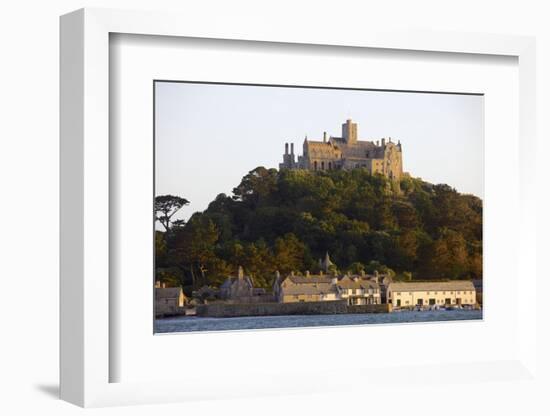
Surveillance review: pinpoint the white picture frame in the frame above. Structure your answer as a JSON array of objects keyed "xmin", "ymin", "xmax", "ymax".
[{"xmin": 60, "ymin": 7, "xmax": 538, "ymax": 408}]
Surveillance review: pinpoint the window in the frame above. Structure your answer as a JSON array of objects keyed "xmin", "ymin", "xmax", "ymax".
[
  {"xmin": 396, "ymin": 292, "xmax": 401, "ymax": 296},
  {"xmin": 314, "ymin": 161, "xmax": 318, "ymax": 170},
  {"xmin": 321, "ymin": 161, "xmax": 325, "ymax": 170},
  {"xmin": 328, "ymin": 162, "xmax": 332, "ymax": 170}
]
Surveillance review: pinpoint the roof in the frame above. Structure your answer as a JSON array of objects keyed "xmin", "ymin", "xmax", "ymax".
[
  {"xmin": 387, "ymin": 281, "xmax": 475, "ymax": 292},
  {"xmin": 220, "ymin": 276, "xmax": 254, "ymax": 289},
  {"xmin": 282, "ymin": 283, "xmax": 338, "ymax": 296},
  {"xmin": 155, "ymin": 287, "xmax": 184, "ymax": 299},
  {"xmin": 286, "ymin": 275, "xmax": 333, "ymax": 284},
  {"xmin": 337, "ymin": 276, "xmax": 379, "ymax": 290}
]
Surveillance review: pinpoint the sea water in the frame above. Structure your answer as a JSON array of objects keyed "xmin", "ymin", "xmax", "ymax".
[{"xmin": 154, "ymin": 309, "xmax": 482, "ymax": 333}]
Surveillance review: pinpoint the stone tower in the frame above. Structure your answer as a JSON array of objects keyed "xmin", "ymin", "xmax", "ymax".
[{"xmin": 342, "ymin": 119, "xmax": 358, "ymax": 144}]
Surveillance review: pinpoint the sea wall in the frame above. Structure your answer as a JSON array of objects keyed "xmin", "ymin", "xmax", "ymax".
[{"xmin": 196, "ymin": 301, "xmax": 391, "ymax": 317}]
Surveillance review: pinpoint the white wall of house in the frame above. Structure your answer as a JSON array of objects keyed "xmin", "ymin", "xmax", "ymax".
[{"xmin": 388, "ymin": 289, "xmax": 476, "ymax": 307}]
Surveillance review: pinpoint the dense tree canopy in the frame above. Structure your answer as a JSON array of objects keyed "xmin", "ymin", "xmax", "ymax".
[{"xmin": 155, "ymin": 167, "xmax": 482, "ymax": 294}]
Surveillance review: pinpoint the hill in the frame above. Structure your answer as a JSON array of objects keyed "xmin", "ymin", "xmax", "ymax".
[{"xmin": 155, "ymin": 167, "xmax": 482, "ymax": 291}]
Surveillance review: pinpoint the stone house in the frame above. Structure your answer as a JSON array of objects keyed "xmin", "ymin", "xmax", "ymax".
[
  {"xmin": 336, "ymin": 275, "xmax": 381, "ymax": 305},
  {"xmin": 155, "ymin": 283, "xmax": 187, "ymax": 317},
  {"xmin": 219, "ymin": 266, "xmax": 267, "ymax": 302},
  {"xmin": 273, "ymin": 270, "xmax": 382, "ymax": 304},
  {"xmin": 274, "ymin": 272, "xmax": 339, "ymax": 303},
  {"xmin": 386, "ymin": 280, "xmax": 477, "ymax": 308}
]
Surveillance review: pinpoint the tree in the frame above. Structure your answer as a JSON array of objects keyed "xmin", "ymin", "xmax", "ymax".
[
  {"xmin": 155, "ymin": 167, "xmax": 483, "ymax": 287},
  {"xmin": 155, "ymin": 195, "xmax": 189, "ymax": 231},
  {"xmin": 174, "ymin": 214, "xmax": 220, "ymax": 288}
]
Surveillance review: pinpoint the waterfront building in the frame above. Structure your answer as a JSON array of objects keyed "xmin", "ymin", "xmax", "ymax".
[
  {"xmin": 155, "ymin": 283, "xmax": 187, "ymax": 317},
  {"xmin": 219, "ymin": 266, "xmax": 267, "ymax": 302},
  {"xmin": 273, "ymin": 270, "xmax": 383, "ymax": 304},
  {"xmin": 337, "ymin": 275, "xmax": 381, "ymax": 305},
  {"xmin": 386, "ymin": 281, "xmax": 477, "ymax": 308},
  {"xmin": 275, "ymin": 272, "xmax": 339, "ymax": 303}
]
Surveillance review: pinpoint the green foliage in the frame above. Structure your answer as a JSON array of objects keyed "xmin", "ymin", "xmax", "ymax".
[
  {"xmin": 154, "ymin": 195, "xmax": 190, "ymax": 231},
  {"xmin": 156, "ymin": 168, "xmax": 482, "ymax": 289}
]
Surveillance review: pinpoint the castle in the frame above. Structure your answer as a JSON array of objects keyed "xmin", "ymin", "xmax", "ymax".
[{"xmin": 279, "ymin": 119, "xmax": 404, "ymax": 181}]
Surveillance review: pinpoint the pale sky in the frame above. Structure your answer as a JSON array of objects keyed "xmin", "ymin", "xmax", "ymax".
[{"xmin": 155, "ymin": 82, "xmax": 483, "ymax": 223}]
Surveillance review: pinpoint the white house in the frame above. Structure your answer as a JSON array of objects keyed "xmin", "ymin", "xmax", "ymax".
[{"xmin": 386, "ymin": 281, "xmax": 476, "ymax": 308}]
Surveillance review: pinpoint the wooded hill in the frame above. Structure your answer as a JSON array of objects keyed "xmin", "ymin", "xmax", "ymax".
[{"xmin": 155, "ymin": 167, "xmax": 482, "ymax": 292}]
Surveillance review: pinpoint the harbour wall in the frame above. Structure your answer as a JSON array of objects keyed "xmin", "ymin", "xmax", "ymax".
[{"xmin": 196, "ymin": 301, "xmax": 390, "ymax": 317}]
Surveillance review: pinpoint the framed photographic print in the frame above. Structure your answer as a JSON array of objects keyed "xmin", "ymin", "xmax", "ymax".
[
  {"xmin": 60, "ymin": 8, "xmax": 538, "ymax": 408},
  {"xmin": 153, "ymin": 81, "xmax": 484, "ymax": 334}
]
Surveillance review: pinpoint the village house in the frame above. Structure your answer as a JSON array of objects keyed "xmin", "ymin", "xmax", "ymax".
[
  {"xmin": 273, "ymin": 269, "xmax": 383, "ymax": 305},
  {"xmin": 337, "ymin": 275, "xmax": 382, "ymax": 305},
  {"xmin": 154, "ymin": 281, "xmax": 187, "ymax": 317},
  {"xmin": 386, "ymin": 280, "xmax": 477, "ymax": 308},
  {"xmin": 219, "ymin": 266, "xmax": 268, "ymax": 303},
  {"xmin": 274, "ymin": 272, "xmax": 339, "ymax": 303}
]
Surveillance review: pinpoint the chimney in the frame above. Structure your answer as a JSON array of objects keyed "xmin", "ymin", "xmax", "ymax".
[
  {"xmin": 290, "ymin": 143, "xmax": 294, "ymax": 155},
  {"xmin": 381, "ymin": 138, "xmax": 386, "ymax": 146},
  {"xmin": 323, "ymin": 132, "xmax": 327, "ymax": 143},
  {"xmin": 376, "ymin": 140, "xmax": 380, "ymax": 146},
  {"xmin": 162, "ymin": 282, "xmax": 166, "ymax": 288},
  {"xmin": 155, "ymin": 280, "xmax": 160, "ymax": 288},
  {"xmin": 238, "ymin": 266, "xmax": 244, "ymax": 280},
  {"xmin": 331, "ymin": 276, "xmax": 338, "ymax": 285},
  {"xmin": 285, "ymin": 143, "xmax": 289, "ymax": 155},
  {"xmin": 305, "ymin": 270, "xmax": 310, "ymax": 277}
]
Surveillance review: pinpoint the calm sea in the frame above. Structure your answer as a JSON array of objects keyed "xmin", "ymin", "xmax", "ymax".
[{"xmin": 154, "ymin": 309, "xmax": 482, "ymax": 333}]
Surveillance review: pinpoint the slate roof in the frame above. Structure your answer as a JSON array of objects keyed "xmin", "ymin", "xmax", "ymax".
[
  {"xmin": 287, "ymin": 275, "xmax": 333, "ymax": 284},
  {"xmin": 155, "ymin": 287, "xmax": 184, "ymax": 299},
  {"xmin": 282, "ymin": 283, "xmax": 338, "ymax": 296},
  {"xmin": 387, "ymin": 281, "xmax": 475, "ymax": 292}
]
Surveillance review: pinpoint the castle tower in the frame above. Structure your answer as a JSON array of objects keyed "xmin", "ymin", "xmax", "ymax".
[{"xmin": 342, "ymin": 119, "xmax": 358, "ymax": 144}]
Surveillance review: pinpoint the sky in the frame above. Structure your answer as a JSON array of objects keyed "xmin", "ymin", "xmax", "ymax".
[{"xmin": 155, "ymin": 82, "xmax": 483, "ymax": 223}]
